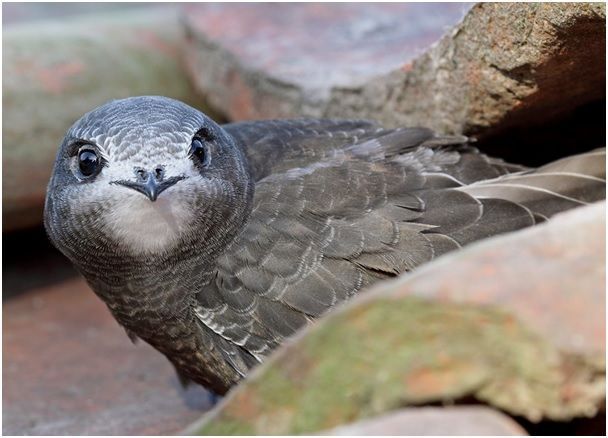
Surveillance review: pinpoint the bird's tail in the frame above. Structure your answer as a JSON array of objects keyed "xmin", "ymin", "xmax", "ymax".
[{"xmin": 458, "ymin": 148, "xmax": 606, "ymax": 222}]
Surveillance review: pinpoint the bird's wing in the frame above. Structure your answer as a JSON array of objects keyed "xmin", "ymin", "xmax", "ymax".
[
  {"xmin": 194, "ymin": 127, "xmax": 557, "ymax": 370},
  {"xmin": 199, "ymin": 123, "xmax": 605, "ymax": 374},
  {"xmin": 458, "ymin": 148, "xmax": 606, "ymax": 221},
  {"xmin": 224, "ymin": 119, "xmax": 386, "ymax": 181}
]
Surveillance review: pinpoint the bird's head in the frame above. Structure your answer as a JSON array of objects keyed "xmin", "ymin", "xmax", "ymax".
[{"xmin": 44, "ymin": 96, "xmax": 254, "ymax": 263}]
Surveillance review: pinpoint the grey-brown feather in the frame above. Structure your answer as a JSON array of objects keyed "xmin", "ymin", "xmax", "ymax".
[{"xmin": 199, "ymin": 122, "xmax": 606, "ymax": 377}]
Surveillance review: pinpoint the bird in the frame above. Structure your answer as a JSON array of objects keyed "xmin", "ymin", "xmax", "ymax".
[{"xmin": 44, "ymin": 96, "xmax": 606, "ymax": 395}]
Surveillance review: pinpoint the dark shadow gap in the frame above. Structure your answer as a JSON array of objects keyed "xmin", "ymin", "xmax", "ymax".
[
  {"xmin": 405, "ymin": 395, "xmax": 606, "ymax": 435},
  {"xmin": 475, "ymin": 99, "xmax": 606, "ymax": 167},
  {"xmin": 2, "ymin": 225, "xmax": 77, "ymax": 300}
]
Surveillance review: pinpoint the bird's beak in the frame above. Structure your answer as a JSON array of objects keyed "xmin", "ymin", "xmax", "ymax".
[{"xmin": 111, "ymin": 175, "xmax": 185, "ymax": 202}]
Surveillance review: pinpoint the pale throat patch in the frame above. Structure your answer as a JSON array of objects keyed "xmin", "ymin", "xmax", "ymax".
[{"xmin": 101, "ymin": 187, "xmax": 195, "ymax": 254}]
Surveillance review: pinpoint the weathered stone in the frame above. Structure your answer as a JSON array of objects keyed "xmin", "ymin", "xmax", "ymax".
[
  {"xmin": 2, "ymin": 8, "xmax": 212, "ymax": 232},
  {"xmin": 3, "ymin": 3, "xmax": 152, "ymax": 24},
  {"xmin": 329, "ymin": 3, "xmax": 606, "ymax": 135},
  {"xmin": 2, "ymin": 277, "xmax": 213, "ymax": 435},
  {"xmin": 387, "ymin": 201, "xmax": 606, "ymax": 357},
  {"xmin": 184, "ymin": 203, "xmax": 605, "ymax": 435},
  {"xmin": 325, "ymin": 406, "xmax": 527, "ymax": 436},
  {"xmin": 183, "ymin": 3, "xmax": 605, "ymax": 135},
  {"xmin": 183, "ymin": 3, "xmax": 472, "ymax": 120}
]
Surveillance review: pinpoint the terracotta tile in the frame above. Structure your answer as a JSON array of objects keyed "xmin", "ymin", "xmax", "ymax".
[{"xmin": 3, "ymin": 277, "xmax": 212, "ymax": 435}]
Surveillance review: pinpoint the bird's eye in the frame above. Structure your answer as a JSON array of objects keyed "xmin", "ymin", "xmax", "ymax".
[
  {"xmin": 78, "ymin": 149, "xmax": 100, "ymax": 177},
  {"xmin": 189, "ymin": 138, "xmax": 211, "ymax": 167}
]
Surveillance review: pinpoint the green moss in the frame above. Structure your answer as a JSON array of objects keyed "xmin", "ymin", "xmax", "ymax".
[{"xmin": 199, "ymin": 418, "xmax": 254, "ymax": 436}]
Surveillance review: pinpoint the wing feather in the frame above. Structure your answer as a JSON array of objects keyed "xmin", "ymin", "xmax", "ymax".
[{"xmin": 196, "ymin": 121, "xmax": 605, "ymax": 374}]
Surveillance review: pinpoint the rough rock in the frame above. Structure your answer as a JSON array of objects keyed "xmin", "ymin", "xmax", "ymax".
[
  {"xmin": 389, "ymin": 201, "xmax": 606, "ymax": 357},
  {"xmin": 2, "ymin": 277, "xmax": 213, "ymax": 435},
  {"xmin": 2, "ymin": 8, "xmax": 212, "ymax": 232},
  {"xmin": 325, "ymin": 406, "xmax": 527, "ymax": 436},
  {"xmin": 182, "ymin": 3, "xmax": 472, "ymax": 120},
  {"xmin": 183, "ymin": 3, "xmax": 605, "ymax": 135},
  {"xmin": 184, "ymin": 203, "xmax": 605, "ymax": 435},
  {"xmin": 3, "ymin": 3, "xmax": 153, "ymax": 24}
]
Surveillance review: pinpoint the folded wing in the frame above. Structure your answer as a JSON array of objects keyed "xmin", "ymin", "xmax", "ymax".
[{"xmin": 198, "ymin": 122, "xmax": 605, "ymax": 375}]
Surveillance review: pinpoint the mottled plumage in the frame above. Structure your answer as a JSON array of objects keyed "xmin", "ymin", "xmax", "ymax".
[{"xmin": 44, "ymin": 96, "xmax": 606, "ymax": 394}]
